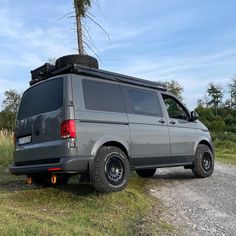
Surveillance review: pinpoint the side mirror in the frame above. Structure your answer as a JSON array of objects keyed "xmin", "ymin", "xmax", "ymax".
[{"xmin": 190, "ymin": 111, "xmax": 199, "ymax": 121}]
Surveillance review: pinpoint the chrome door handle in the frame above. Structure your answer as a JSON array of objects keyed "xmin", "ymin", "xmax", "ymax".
[
  {"xmin": 170, "ymin": 120, "xmax": 176, "ymax": 125},
  {"xmin": 158, "ymin": 119, "xmax": 165, "ymax": 124}
]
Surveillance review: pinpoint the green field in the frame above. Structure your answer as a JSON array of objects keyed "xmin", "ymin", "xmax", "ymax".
[
  {"xmin": 215, "ymin": 147, "xmax": 236, "ymax": 165},
  {"xmin": 213, "ymin": 132, "xmax": 236, "ymax": 166},
  {"xmin": 0, "ymin": 132, "xmax": 175, "ymax": 236},
  {"xmin": 1, "ymin": 131, "xmax": 235, "ymax": 235}
]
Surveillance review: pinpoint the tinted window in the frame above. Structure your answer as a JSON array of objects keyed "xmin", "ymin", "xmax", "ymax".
[
  {"xmin": 18, "ymin": 78, "xmax": 63, "ymax": 120},
  {"xmin": 82, "ymin": 80, "xmax": 125, "ymax": 113},
  {"xmin": 128, "ymin": 89, "xmax": 163, "ymax": 117},
  {"xmin": 162, "ymin": 95, "xmax": 189, "ymax": 120}
]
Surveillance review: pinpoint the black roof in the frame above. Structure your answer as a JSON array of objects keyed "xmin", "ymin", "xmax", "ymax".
[{"xmin": 30, "ymin": 63, "xmax": 167, "ymax": 91}]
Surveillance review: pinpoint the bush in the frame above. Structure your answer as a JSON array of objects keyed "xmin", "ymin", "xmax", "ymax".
[
  {"xmin": 212, "ymin": 132, "xmax": 236, "ymax": 149},
  {"xmin": 0, "ymin": 130, "xmax": 14, "ymax": 167}
]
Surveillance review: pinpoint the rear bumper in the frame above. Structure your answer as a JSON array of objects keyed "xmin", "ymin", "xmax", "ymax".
[{"xmin": 9, "ymin": 156, "xmax": 93, "ymax": 175}]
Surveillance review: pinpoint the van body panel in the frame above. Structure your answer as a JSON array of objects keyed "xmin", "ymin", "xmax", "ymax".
[
  {"xmin": 127, "ymin": 117, "xmax": 171, "ymax": 164},
  {"xmin": 13, "ymin": 75, "xmax": 76, "ymax": 165},
  {"xmin": 75, "ymin": 122, "xmax": 130, "ymax": 157},
  {"xmin": 121, "ymin": 86, "xmax": 171, "ymax": 166},
  {"xmin": 194, "ymin": 120, "xmax": 214, "ymax": 154},
  {"xmin": 166, "ymin": 120, "xmax": 198, "ymax": 156},
  {"xmin": 10, "ymin": 69, "xmax": 214, "ymax": 177},
  {"xmin": 90, "ymin": 135, "xmax": 130, "ymax": 157},
  {"xmin": 71, "ymin": 75, "xmax": 130, "ymax": 160},
  {"xmin": 159, "ymin": 92, "xmax": 199, "ymax": 164}
]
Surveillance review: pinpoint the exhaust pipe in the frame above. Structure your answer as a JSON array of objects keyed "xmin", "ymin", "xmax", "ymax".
[
  {"xmin": 26, "ymin": 176, "xmax": 33, "ymax": 185},
  {"xmin": 51, "ymin": 175, "xmax": 57, "ymax": 185}
]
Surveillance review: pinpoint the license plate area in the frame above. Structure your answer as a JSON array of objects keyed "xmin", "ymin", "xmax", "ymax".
[{"xmin": 18, "ymin": 136, "xmax": 32, "ymax": 145}]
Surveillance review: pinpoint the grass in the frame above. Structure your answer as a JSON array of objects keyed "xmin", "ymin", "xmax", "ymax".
[
  {"xmin": 0, "ymin": 131, "xmax": 175, "ymax": 236},
  {"xmin": 213, "ymin": 132, "xmax": 236, "ymax": 166},
  {"xmin": 4, "ymin": 128, "xmax": 235, "ymax": 235},
  {"xmin": 215, "ymin": 148, "xmax": 236, "ymax": 166}
]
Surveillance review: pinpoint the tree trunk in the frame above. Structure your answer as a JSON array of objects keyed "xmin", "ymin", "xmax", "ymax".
[{"xmin": 74, "ymin": 2, "xmax": 84, "ymax": 55}]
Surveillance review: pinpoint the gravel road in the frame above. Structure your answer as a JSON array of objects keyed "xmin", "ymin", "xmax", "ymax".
[{"xmin": 150, "ymin": 163, "xmax": 236, "ymax": 236}]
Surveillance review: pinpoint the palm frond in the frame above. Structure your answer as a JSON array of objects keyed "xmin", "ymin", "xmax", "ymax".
[{"xmin": 74, "ymin": 0, "xmax": 92, "ymax": 17}]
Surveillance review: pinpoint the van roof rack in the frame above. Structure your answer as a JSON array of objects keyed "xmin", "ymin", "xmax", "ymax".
[{"xmin": 30, "ymin": 63, "xmax": 167, "ymax": 91}]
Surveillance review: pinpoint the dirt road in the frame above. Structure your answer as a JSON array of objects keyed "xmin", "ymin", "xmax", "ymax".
[{"xmin": 150, "ymin": 163, "xmax": 236, "ymax": 236}]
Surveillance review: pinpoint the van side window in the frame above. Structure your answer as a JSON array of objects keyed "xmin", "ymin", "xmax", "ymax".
[
  {"xmin": 127, "ymin": 89, "xmax": 163, "ymax": 117},
  {"xmin": 162, "ymin": 95, "xmax": 189, "ymax": 120},
  {"xmin": 82, "ymin": 80, "xmax": 125, "ymax": 113}
]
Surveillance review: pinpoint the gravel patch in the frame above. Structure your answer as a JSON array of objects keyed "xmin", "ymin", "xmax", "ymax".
[{"xmin": 150, "ymin": 163, "xmax": 236, "ymax": 236}]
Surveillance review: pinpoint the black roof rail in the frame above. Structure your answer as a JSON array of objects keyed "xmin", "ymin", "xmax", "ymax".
[{"xmin": 30, "ymin": 63, "xmax": 167, "ymax": 91}]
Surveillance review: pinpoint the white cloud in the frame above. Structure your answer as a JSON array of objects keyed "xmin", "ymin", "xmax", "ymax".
[
  {"xmin": 0, "ymin": 3, "xmax": 22, "ymax": 38},
  {"xmin": 0, "ymin": 0, "xmax": 235, "ymax": 111},
  {"xmin": 0, "ymin": 1, "xmax": 75, "ymax": 62},
  {"xmin": 104, "ymin": 49, "xmax": 236, "ymax": 109}
]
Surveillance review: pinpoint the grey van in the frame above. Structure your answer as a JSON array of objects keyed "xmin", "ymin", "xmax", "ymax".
[{"xmin": 10, "ymin": 59, "xmax": 214, "ymax": 193}]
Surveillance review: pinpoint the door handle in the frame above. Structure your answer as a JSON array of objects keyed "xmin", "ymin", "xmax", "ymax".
[
  {"xmin": 170, "ymin": 120, "xmax": 176, "ymax": 125},
  {"xmin": 158, "ymin": 119, "xmax": 165, "ymax": 124}
]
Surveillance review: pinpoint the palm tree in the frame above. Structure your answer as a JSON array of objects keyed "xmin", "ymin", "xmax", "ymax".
[{"xmin": 74, "ymin": 0, "xmax": 91, "ymax": 55}]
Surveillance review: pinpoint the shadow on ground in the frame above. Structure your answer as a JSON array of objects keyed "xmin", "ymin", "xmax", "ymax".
[
  {"xmin": 0, "ymin": 170, "xmax": 97, "ymax": 196},
  {"xmin": 152, "ymin": 168, "xmax": 195, "ymax": 181}
]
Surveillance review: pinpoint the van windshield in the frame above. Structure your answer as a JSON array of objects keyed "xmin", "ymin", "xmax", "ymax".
[{"xmin": 17, "ymin": 78, "xmax": 63, "ymax": 120}]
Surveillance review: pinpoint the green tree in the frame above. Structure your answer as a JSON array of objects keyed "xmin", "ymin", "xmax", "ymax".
[
  {"xmin": 3, "ymin": 90, "xmax": 21, "ymax": 114},
  {"xmin": 228, "ymin": 76, "xmax": 236, "ymax": 109},
  {"xmin": 166, "ymin": 80, "xmax": 184, "ymax": 100},
  {"xmin": 196, "ymin": 105, "xmax": 225, "ymax": 132},
  {"xmin": 1, "ymin": 90, "xmax": 21, "ymax": 131},
  {"xmin": 0, "ymin": 111, "xmax": 16, "ymax": 131},
  {"xmin": 206, "ymin": 82, "xmax": 223, "ymax": 115},
  {"xmin": 74, "ymin": 0, "xmax": 92, "ymax": 54}
]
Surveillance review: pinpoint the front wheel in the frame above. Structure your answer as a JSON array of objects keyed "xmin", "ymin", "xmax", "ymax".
[
  {"xmin": 136, "ymin": 168, "xmax": 156, "ymax": 178},
  {"xmin": 91, "ymin": 146, "xmax": 129, "ymax": 193},
  {"xmin": 192, "ymin": 144, "xmax": 214, "ymax": 178}
]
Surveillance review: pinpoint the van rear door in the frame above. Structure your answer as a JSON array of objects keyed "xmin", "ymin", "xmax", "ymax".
[{"xmin": 14, "ymin": 76, "xmax": 75, "ymax": 164}]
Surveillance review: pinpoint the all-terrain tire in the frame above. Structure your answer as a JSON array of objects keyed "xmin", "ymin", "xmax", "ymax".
[
  {"xmin": 91, "ymin": 146, "xmax": 129, "ymax": 193},
  {"xmin": 136, "ymin": 168, "xmax": 156, "ymax": 178},
  {"xmin": 192, "ymin": 144, "xmax": 214, "ymax": 178},
  {"xmin": 55, "ymin": 54, "xmax": 99, "ymax": 69}
]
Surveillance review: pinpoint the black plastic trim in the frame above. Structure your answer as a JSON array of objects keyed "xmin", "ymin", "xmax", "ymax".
[{"xmin": 9, "ymin": 156, "xmax": 92, "ymax": 175}]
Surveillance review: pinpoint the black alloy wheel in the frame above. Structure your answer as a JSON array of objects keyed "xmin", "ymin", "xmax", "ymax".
[
  {"xmin": 105, "ymin": 155, "xmax": 125, "ymax": 185},
  {"xmin": 92, "ymin": 146, "xmax": 129, "ymax": 193},
  {"xmin": 192, "ymin": 144, "xmax": 214, "ymax": 178}
]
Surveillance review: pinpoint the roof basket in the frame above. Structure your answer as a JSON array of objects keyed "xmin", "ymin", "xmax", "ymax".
[
  {"xmin": 29, "ymin": 60, "xmax": 167, "ymax": 91},
  {"xmin": 30, "ymin": 63, "xmax": 55, "ymax": 86}
]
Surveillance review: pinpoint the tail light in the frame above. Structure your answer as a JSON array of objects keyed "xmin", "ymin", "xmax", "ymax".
[
  {"xmin": 61, "ymin": 120, "xmax": 76, "ymax": 139},
  {"xmin": 48, "ymin": 167, "xmax": 62, "ymax": 172}
]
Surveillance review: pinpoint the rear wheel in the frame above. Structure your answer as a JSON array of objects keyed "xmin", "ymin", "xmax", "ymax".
[
  {"xmin": 192, "ymin": 144, "xmax": 214, "ymax": 178},
  {"xmin": 136, "ymin": 168, "xmax": 156, "ymax": 178},
  {"xmin": 91, "ymin": 146, "xmax": 129, "ymax": 193}
]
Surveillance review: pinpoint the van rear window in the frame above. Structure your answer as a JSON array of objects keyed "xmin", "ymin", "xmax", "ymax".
[{"xmin": 17, "ymin": 78, "xmax": 63, "ymax": 120}]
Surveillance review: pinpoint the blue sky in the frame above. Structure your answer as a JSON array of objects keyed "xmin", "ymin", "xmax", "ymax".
[{"xmin": 0, "ymin": 0, "xmax": 236, "ymax": 109}]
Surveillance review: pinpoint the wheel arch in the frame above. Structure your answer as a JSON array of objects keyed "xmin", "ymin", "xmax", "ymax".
[
  {"xmin": 195, "ymin": 139, "xmax": 214, "ymax": 156},
  {"xmin": 91, "ymin": 136, "xmax": 130, "ymax": 158}
]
